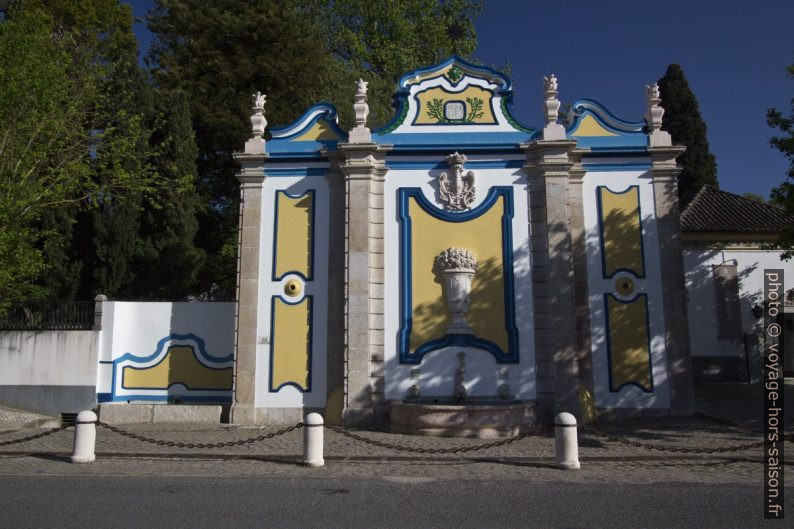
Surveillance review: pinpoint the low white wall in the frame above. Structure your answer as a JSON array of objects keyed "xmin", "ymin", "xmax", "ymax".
[
  {"xmin": 684, "ymin": 248, "xmax": 793, "ymax": 357},
  {"xmin": 0, "ymin": 330, "xmax": 99, "ymax": 414}
]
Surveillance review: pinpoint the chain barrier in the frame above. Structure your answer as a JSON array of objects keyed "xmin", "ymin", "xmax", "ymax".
[
  {"xmin": 581, "ymin": 424, "xmax": 770, "ymax": 454},
  {"xmin": 0, "ymin": 426, "xmax": 68, "ymax": 447},
  {"xmin": 96, "ymin": 421, "xmax": 303, "ymax": 449},
  {"xmin": 325, "ymin": 424, "xmax": 550, "ymax": 454}
]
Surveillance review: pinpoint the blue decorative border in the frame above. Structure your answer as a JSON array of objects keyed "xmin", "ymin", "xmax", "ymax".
[
  {"xmin": 595, "ymin": 185, "xmax": 646, "ymax": 279},
  {"xmin": 271, "ymin": 189, "xmax": 315, "ymax": 282},
  {"xmin": 603, "ymin": 293, "xmax": 654, "ymax": 393},
  {"xmin": 397, "ymin": 186, "xmax": 518, "ymax": 364},
  {"xmin": 268, "ymin": 103, "xmax": 346, "ymax": 140},
  {"xmin": 267, "ymin": 103, "xmax": 347, "ymax": 156},
  {"xmin": 264, "ymin": 167, "xmax": 328, "ymax": 178},
  {"xmin": 103, "ymin": 333, "xmax": 233, "ymax": 403},
  {"xmin": 566, "ymin": 99, "xmax": 645, "ymax": 134},
  {"xmin": 397, "ymin": 55, "xmax": 511, "ymax": 91},
  {"xmin": 385, "ymin": 158, "xmax": 525, "ymax": 170},
  {"xmin": 269, "ymin": 295, "xmax": 313, "ymax": 393},
  {"xmin": 410, "ymin": 85, "xmax": 498, "ymax": 127}
]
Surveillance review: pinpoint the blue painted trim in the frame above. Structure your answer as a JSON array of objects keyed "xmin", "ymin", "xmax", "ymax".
[
  {"xmin": 110, "ymin": 333, "xmax": 233, "ymax": 401},
  {"xmin": 266, "ymin": 139, "xmax": 340, "ymax": 156},
  {"xmin": 372, "ymin": 131, "xmax": 532, "ymax": 148},
  {"xmin": 397, "ymin": 55, "xmax": 511, "ymax": 91},
  {"xmin": 567, "ymin": 99, "xmax": 645, "ymax": 133},
  {"xmin": 583, "ymin": 164, "xmax": 651, "ymax": 172},
  {"xmin": 573, "ymin": 136, "xmax": 648, "ymax": 149},
  {"xmin": 410, "ymin": 85, "xmax": 498, "ymax": 126},
  {"xmin": 269, "ymin": 103, "xmax": 346, "ymax": 140},
  {"xmin": 268, "ymin": 295, "xmax": 313, "ymax": 393},
  {"xmin": 100, "ymin": 394, "xmax": 232, "ymax": 404},
  {"xmin": 271, "ymin": 189, "xmax": 315, "ymax": 282},
  {"xmin": 397, "ymin": 186, "xmax": 519, "ymax": 364},
  {"xmin": 96, "ymin": 392, "xmax": 112, "ymax": 403},
  {"xmin": 265, "ymin": 167, "xmax": 327, "ymax": 177},
  {"xmin": 603, "ymin": 293, "xmax": 655, "ymax": 393},
  {"xmin": 595, "ymin": 185, "xmax": 646, "ymax": 279},
  {"xmin": 385, "ymin": 159, "xmax": 525, "ymax": 170}
]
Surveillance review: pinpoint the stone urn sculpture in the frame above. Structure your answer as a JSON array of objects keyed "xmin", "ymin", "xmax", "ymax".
[{"xmin": 434, "ymin": 247, "xmax": 478, "ymax": 335}]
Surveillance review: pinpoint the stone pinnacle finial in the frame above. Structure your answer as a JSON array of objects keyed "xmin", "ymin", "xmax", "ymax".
[
  {"xmin": 250, "ymin": 91, "xmax": 267, "ymax": 139},
  {"xmin": 542, "ymin": 74, "xmax": 565, "ymax": 140},
  {"xmin": 645, "ymin": 83, "xmax": 671, "ymax": 147},
  {"xmin": 244, "ymin": 90, "xmax": 267, "ymax": 153},
  {"xmin": 349, "ymin": 78, "xmax": 372, "ymax": 143}
]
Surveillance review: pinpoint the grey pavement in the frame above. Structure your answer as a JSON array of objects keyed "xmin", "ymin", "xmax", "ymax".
[{"xmin": 0, "ymin": 382, "xmax": 791, "ymax": 484}]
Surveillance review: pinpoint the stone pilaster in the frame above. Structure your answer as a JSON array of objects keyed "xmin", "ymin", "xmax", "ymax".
[
  {"xmin": 567, "ymin": 150, "xmax": 595, "ymax": 415},
  {"xmin": 230, "ymin": 150, "xmax": 267, "ymax": 425},
  {"xmin": 649, "ymin": 145, "xmax": 694, "ymax": 416},
  {"xmin": 338, "ymin": 143, "xmax": 388, "ymax": 426},
  {"xmin": 524, "ymin": 140, "xmax": 582, "ymax": 423},
  {"xmin": 324, "ymin": 154, "xmax": 346, "ymax": 421}
]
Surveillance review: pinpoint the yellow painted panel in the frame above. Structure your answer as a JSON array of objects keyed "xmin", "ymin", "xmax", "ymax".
[
  {"xmin": 409, "ymin": 197, "xmax": 507, "ymax": 352},
  {"xmin": 415, "ymin": 86, "xmax": 496, "ymax": 124},
  {"xmin": 292, "ymin": 120, "xmax": 340, "ymax": 141},
  {"xmin": 599, "ymin": 187, "xmax": 645, "ymax": 277},
  {"xmin": 407, "ymin": 65, "xmax": 452, "ymax": 85},
  {"xmin": 606, "ymin": 295, "xmax": 652, "ymax": 391},
  {"xmin": 571, "ymin": 114, "xmax": 618, "ymax": 137},
  {"xmin": 271, "ymin": 297, "xmax": 311, "ymax": 391},
  {"xmin": 274, "ymin": 192, "xmax": 313, "ymax": 279},
  {"xmin": 122, "ymin": 346, "xmax": 232, "ymax": 390}
]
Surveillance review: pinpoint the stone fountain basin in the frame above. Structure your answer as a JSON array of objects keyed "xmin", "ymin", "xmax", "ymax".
[{"xmin": 390, "ymin": 399, "xmax": 537, "ymax": 439}]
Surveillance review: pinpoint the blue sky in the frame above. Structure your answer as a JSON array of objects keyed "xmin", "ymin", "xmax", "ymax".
[{"xmin": 126, "ymin": 0, "xmax": 792, "ymax": 198}]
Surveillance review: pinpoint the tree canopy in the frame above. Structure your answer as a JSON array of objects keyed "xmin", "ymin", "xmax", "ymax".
[
  {"xmin": 768, "ymin": 65, "xmax": 794, "ymax": 259},
  {"xmin": 147, "ymin": 0, "xmax": 483, "ymax": 298},
  {"xmin": 658, "ymin": 64, "xmax": 719, "ymax": 206}
]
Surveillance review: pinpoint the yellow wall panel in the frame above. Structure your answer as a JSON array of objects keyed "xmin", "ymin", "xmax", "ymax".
[
  {"xmin": 408, "ymin": 196, "xmax": 507, "ymax": 352},
  {"xmin": 571, "ymin": 114, "xmax": 618, "ymax": 137},
  {"xmin": 271, "ymin": 297, "xmax": 311, "ymax": 391},
  {"xmin": 606, "ymin": 295, "xmax": 652, "ymax": 391},
  {"xmin": 415, "ymin": 86, "xmax": 496, "ymax": 124},
  {"xmin": 598, "ymin": 186, "xmax": 644, "ymax": 277},
  {"xmin": 274, "ymin": 191, "xmax": 313, "ymax": 279},
  {"xmin": 292, "ymin": 120, "xmax": 340, "ymax": 141},
  {"xmin": 122, "ymin": 346, "xmax": 232, "ymax": 390}
]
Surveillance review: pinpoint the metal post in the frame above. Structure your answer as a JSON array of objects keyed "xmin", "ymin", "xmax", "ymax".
[
  {"xmin": 71, "ymin": 410, "xmax": 97, "ymax": 463},
  {"xmin": 303, "ymin": 412, "xmax": 324, "ymax": 467},
  {"xmin": 554, "ymin": 411, "xmax": 580, "ymax": 469}
]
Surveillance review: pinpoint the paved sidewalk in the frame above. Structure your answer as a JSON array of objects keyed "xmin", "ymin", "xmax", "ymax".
[{"xmin": 1, "ymin": 387, "xmax": 790, "ymax": 484}]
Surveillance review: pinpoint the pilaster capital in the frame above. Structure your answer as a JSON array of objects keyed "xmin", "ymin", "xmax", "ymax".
[
  {"xmin": 235, "ymin": 152, "xmax": 268, "ymax": 187},
  {"xmin": 338, "ymin": 143, "xmax": 390, "ymax": 181},
  {"xmin": 647, "ymin": 145, "xmax": 686, "ymax": 182},
  {"xmin": 522, "ymin": 139, "xmax": 579, "ymax": 178}
]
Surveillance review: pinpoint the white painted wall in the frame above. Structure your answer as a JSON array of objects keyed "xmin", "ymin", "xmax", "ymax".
[
  {"xmin": 255, "ymin": 174, "xmax": 329, "ymax": 408},
  {"xmin": 582, "ymin": 170, "xmax": 671, "ymax": 410},
  {"xmin": 96, "ymin": 302, "xmax": 235, "ymax": 401},
  {"xmin": 0, "ymin": 331, "xmax": 98, "ymax": 386},
  {"xmin": 684, "ymin": 248, "xmax": 794, "ymax": 357},
  {"xmin": 383, "ymin": 157, "xmax": 536, "ymax": 401}
]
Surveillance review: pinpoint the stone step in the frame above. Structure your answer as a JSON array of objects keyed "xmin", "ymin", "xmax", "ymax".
[{"xmin": 97, "ymin": 403, "xmax": 223, "ymax": 425}]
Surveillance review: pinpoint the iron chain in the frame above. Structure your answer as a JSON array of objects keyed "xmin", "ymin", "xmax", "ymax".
[
  {"xmin": 325, "ymin": 424, "xmax": 550, "ymax": 454},
  {"xmin": 97, "ymin": 421, "xmax": 303, "ymax": 449},
  {"xmin": 0, "ymin": 426, "xmax": 68, "ymax": 447},
  {"xmin": 581, "ymin": 425, "xmax": 767, "ymax": 453}
]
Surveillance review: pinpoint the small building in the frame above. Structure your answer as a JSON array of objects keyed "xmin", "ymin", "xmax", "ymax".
[{"xmin": 681, "ymin": 186, "xmax": 794, "ymax": 381}]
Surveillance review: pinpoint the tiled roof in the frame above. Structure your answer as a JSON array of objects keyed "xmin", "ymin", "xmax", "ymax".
[{"xmin": 680, "ymin": 186, "xmax": 793, "ymax": 233}]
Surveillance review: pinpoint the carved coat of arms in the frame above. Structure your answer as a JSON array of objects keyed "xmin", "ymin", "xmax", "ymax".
[{"xmin": 438, "ymin": 152, "xmax": 475, "ymax": 211}]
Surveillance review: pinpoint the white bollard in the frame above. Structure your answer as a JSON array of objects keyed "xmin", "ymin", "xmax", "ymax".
[
  {"xmin": 554, "ymin": 412, "xmax": 581, "ymax": 470},
  {"xmin": 71, "ymin": 410, "xmax": 97, "ymax": 464},
  {"xmin": 303, "ymin": 412, "xmax": 324, "ymax": 467}
]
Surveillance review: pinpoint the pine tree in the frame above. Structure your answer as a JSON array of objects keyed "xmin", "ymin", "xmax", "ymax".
[{"xmin": 658, "ymin": 64, "xmax": 719, "ymax": 205}]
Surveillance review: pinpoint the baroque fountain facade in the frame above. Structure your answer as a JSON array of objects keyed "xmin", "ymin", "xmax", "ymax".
[{"xmin": 230, "ymin": 58, "xmax": 694, "ymax": 436}]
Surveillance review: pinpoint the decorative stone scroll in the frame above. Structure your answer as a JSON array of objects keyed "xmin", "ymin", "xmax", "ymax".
[{"xmin": 438, "ymin": 152, "xmax": 475, "ymax": 211}]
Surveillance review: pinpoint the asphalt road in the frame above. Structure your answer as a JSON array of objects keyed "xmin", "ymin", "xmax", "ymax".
[{"xmin": 0, "ymin": 475, "xmax": 782, "ymax": 528}]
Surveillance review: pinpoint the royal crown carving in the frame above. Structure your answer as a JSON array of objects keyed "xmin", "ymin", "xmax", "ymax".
[{"xmin": 438, "ymin": 152, "xmax": 475, "ymax": 211}]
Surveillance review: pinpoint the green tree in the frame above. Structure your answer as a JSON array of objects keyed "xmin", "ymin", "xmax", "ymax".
[
  {"xmin": 742, "ymin": 192, "xmax": 768, "ymax": 204},
  {"xmin": 768, "ymin": 65, "xmax": 794, "ymax": 259},
  {"xmin": 658, "ymin": 64, "xmax": 719, "ymax": 206},
  {"xmin": 147, "ymin": 0, "xmax": 481, "ymax": 298}
]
